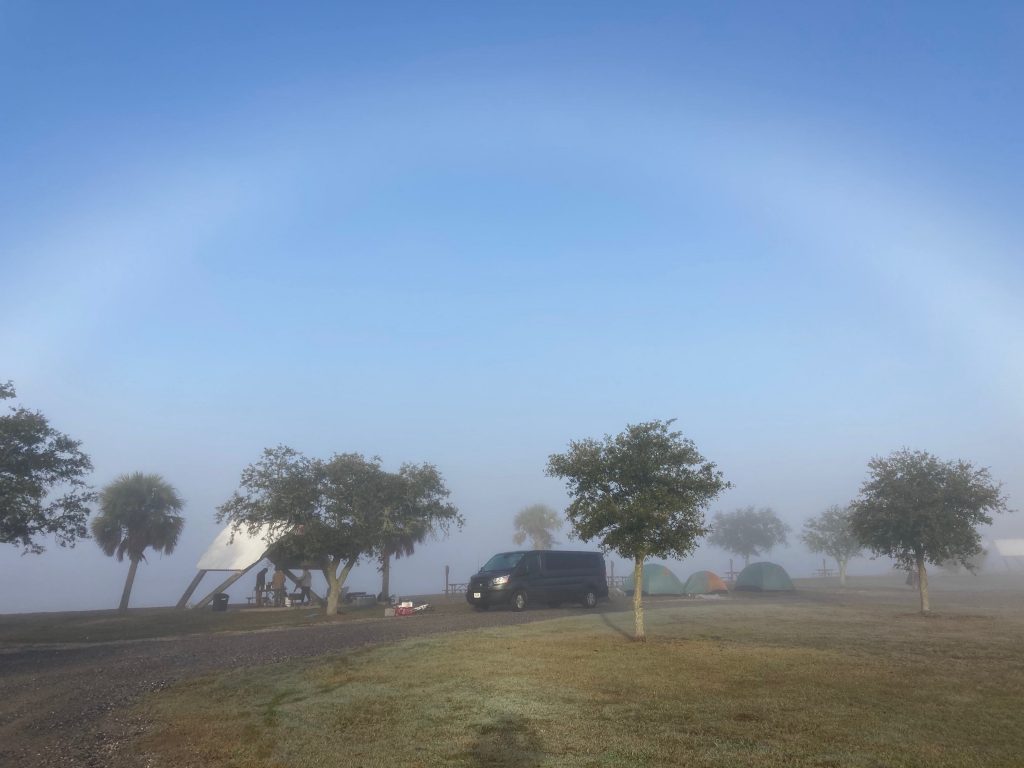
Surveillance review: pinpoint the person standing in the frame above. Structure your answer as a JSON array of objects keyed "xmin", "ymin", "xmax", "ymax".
[
  {"xmin": 255, "ymin": 567, "xmax": 269, "ymax": 607},
  {"xmin": 271, "ymin": 568, "xmax": 286, "ymax": 607},
  {"xmin": 299, "ymin": 568, "xmax": 312, "ymax": 604}
]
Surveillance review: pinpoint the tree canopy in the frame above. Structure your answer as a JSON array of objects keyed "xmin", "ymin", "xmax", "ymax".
[
  {"xmin": 801, "ymin": 505, "xmax": 862, "ymax": 585},
  {"xmin": 512, "ymin": 503, "xmax": 562, "ymax": 549},
  {"xmin": 849, "ymin": 449, "xmax": 1009, "ymax": 613},
  {"xmin": 1, "ymin": 381, "xmax": 96, "ymax": 553},
  {"xmin": 218, "ymin": 446, "xmax": 460, "ymax": 615},
  {"xmin": 92, "ymin": 472, "xmax": 185, "ymax": 612},
  {"xmin": 708, "ymin": 506, "xmax": 789, "ymax": 566},
  {"xmin": 546, "ymin": 419, "xmax": 729, "ymax": 641}
]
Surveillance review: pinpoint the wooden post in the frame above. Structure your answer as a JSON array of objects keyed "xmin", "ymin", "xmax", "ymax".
[
  {"xmin": 176, "ymin": 570, "xmax": 207, "ymax": 609},
  {"xmin": 445, "ymin": 565, "xmax": 450, "ymax": 595},
  {"xmin": 192, "ymin": 561, "xmax": 259, "ymax": 609},
  {"xmin": 725, "ymin": 559, "xmax": 740, "ymax": 581}
]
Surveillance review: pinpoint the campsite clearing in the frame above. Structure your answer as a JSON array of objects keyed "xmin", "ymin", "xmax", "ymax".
[{"xmin": 3, "ymin": 575, "xmax": 1024, "ymax": 767}]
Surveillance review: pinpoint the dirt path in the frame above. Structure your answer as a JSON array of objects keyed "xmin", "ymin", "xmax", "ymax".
[{"xmin": 0, "ymin": 605, "xmax": 626, "ymax": 768}]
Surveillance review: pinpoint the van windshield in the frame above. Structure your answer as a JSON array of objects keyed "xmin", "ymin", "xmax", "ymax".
[{"xmin": 480, "ymin": 552, "xmax": 524, "ymax": 571}]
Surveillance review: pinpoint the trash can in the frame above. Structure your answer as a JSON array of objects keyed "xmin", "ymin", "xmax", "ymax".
[{"xmin": 212, "ymin": 593, "xmax": 229, "ymax": 612}]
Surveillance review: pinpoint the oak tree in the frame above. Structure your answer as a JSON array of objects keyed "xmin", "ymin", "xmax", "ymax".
[
  {"xmin": 1, "ymin": 381, "xmax": 95, "ymax": 553},
  {"xmin": 801, "ymin": 505, "xmax": 862, "ymax": 586},
  {"xmin": 708, "ymin": 506, "xmax": 789, "ymax": 566},
  {"xmin": 218, "ymin": 446, "xmax": 459, "ymax": 615},
  {"xmin": 546, "ymin": 419, "xmax": 729, "ymax": 641},
  {"xmin": 849, "ymin": 449, "xmax": 1009, "ymax": 613}
]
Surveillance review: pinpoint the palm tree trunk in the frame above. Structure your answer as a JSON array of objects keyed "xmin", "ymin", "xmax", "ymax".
[
  {"xmin": 119, "ymin": 557, "xmax": 139, "ymax": 612},
  {"xmin": 633, "ymin": 556, "xmax": 646, "ymax": 642},
  {"xmin": 380, "ymin": 550, "xmax": 391, "ymax": 603}
]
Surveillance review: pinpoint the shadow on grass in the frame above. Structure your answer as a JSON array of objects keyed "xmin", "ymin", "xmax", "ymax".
[
  {"xmin": 599, "ymin": 610, "xmax": 634, "ymax": 641},
  {"xmin": 467, "ymin": 714, "xmax": 544, "ymax": 767}
]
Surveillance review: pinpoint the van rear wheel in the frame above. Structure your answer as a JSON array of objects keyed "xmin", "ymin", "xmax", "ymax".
[
  {"xmin": 581, "ymin": 590, "xmax": 598, "ymax": 609},
  {"xmin": 511, "ymin": 591, "xmax": 527, "ymax": 612}
]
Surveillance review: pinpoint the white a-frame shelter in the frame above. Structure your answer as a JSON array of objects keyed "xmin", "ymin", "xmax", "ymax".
[
  {"xmin": 176, "ymin": 523, "xmax": 276, "ymax": 609},
  {"xmin": 993, "ymin": 539, "xmax": 1024, "ymax": 571}
]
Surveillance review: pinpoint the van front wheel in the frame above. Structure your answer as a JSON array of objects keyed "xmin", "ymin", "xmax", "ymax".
[
  {"xmin": 581, "ymin": 590, "xmax": 598, "ymax": 609},
  {"xmin": 511, "ymin": 591, "xmax": 528, "ymax": 612}
]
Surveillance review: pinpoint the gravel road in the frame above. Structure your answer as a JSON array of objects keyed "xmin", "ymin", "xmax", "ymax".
[{"xmin": 0, "ymin": 605, "xmax": 624, "ymax": 768}]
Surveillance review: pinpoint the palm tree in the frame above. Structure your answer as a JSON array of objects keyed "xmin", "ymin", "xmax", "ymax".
[
  {"xmin": 378, "ymin": 523, "xmax": 428, "ymax": 603},
  {"xmin": 513, "ymin": 503, "xmax": 562, "ymax": 550},
  {"xmin": 91, "ymin": 472, "xmax": 185, "ymax": 612},
  {"xmin": 375, "ymin": 463, "xmax": 461, "ymax": 603}
]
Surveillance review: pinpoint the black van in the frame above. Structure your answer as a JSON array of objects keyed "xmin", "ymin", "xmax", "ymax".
[{"xmin": 466, "ymin": 550, "xmax": 608, "ymax": 611}]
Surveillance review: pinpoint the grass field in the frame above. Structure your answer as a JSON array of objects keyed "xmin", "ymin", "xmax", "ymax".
[{"xmin": 135, "ymin": 575, "xmax": 1024, "ymax": 767}]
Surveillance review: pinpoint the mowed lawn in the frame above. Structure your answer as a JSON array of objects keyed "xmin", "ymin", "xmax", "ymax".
[{"xmin": 139, "ymin": 578, "xmax": 1024, "ymax": 768}]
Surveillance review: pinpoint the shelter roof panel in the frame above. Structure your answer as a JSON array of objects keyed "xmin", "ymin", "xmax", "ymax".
[
  {"xmin": 197, "ymin": 523, "xmax": 276, "ymax": 571},
  {"xmin": 993, "ymin": 539, "xmax": 1024, "ymax": 557}
]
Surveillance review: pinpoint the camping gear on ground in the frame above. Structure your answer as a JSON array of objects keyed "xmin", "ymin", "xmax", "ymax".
[
  {"xmin": 623, "ymin": 563, "xmax": 686, "ymax": 595},
  {"xmin": 389, "ymin": 601, "xmax": 430, "ymax": 616},
  {"xmin": 733, "ymin": 562, "xmax": 795, "ymax": 591},
  {"xmin": 682, "ymin": 570, "xmax": 729, "ymax": 595}
]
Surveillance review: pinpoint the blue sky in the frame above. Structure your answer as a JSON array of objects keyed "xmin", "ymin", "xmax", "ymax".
[{"xmin": 2, "ymin": 3, "xmax": 1022, "ymax": 611}]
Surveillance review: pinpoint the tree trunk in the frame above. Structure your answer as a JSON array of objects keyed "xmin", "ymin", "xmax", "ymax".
[
  {"xmin": 380, "ymin": 550, "xmax": 391, "ymax": 603},
  {"xmin": 322, "ymin": 558, "xmax": 357, "ymax": 617},
  {"xmin": 119, "ymin": 557, "xmax": 140, "ymax": 613},
  {"xmin": 916, "ymin": 554, "xmax": 930, "ymax": 614},
  {"xmin": 324, "ymin": 567, "xmax": 340, "ymax": 616},
  {"xmin": 838, "ymin": 558, "xmax": 848, "ymax": 587},
  {"xmin": 744, "ymin": 553, "xmax": 750, "ymax": 567},
  {"xmin": 632, "ymin": 556, "xmax": 646, "ymax": 642}
]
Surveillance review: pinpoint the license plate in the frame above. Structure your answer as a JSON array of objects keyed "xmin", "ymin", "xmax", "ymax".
[{"xmin": 473, "ymin": 592, "xmax": 481, "ymax": 599}]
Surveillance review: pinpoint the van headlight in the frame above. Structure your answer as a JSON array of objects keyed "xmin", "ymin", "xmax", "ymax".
[{"xmin": 491, "ymin": 575, "xmax": 509, "ymax": 586}]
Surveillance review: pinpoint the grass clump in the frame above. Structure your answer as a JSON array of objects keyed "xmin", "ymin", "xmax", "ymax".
[{"xmin": 138, "ymin": 586, "xmax": 1024, "ymax": 767}]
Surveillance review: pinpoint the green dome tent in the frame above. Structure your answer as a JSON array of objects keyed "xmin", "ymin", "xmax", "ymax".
[
  {"xmin": 624, "ymin": 563, "xmax": 686, "ymax": 595},
  {"xmin": 682, "ymin": 570, "xmax": 729, "ymax": 594},
  {"xmin": 733, "ymin": 562, "xmax": 795, "ymax": 592}
]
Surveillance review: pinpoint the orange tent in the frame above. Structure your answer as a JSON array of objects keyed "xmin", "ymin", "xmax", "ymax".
[{"xmin": 682, "ymin": 570, "xmax": 729, "ymax": 594}]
